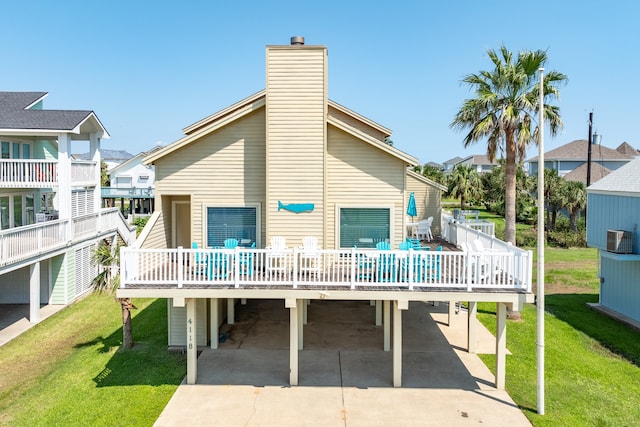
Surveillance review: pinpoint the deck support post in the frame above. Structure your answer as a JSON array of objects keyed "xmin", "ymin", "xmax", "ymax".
[
  {"xmin": 383, "ymin": 300, "xmax": 391, "ymax": 351},
  {"xmin": 375, "ymin": 300, "xmax": 382, "ymax": 326},
  {"xmin": 467, "ymin": 301, "xmax": 477, "ymax": 353},
  {"xmin": 303, "ymin": 299, "xmax": 308, "ymax": 325},
  {"xmin": 210, "ymin": 298, "xmax": 219, "ymax": 349},
  {"xmin": 448, "ymin": 301, "xmax": 456, "ymax": 326},
  {"xmin": 186, "ymin": 298, "xmax": 198, "ymax": 384},
  {"xmin": 393, "ymin": 300, "xmax": 408, "ymax": 387},
  {"xmin": 495, "ymin": 302, "xmax": 507, "ymax": 389},
  {"xmin": 29, "ymin": 261, "xmax": 40, "ymax": 323},
  {"xmin": 298, "ymin": 299, "xmax": 304, "ymax": 350},
  {"xmin": 286, "ymin": 298, "xmax": 299, "ymax": 386},
  {"xmin": 227, "ymin": 298, "xmax": 235, "ymax": 324}
]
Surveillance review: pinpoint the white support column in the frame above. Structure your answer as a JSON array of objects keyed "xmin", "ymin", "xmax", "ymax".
[
  {"xmin": 186, "ymin": 298, "xmax": 198, "ymax": 384},
  {"xmin": 468, "ymin": 301, "xmax": 477, "ymax": 353},
  {"xmin": 210, "ymin": 298, "xmax": 219, "ymax": 349},
  {"xmin": 383, "ymin": 300, "xmax": 391, "ymax": 351},
  {"xmin": 286, "ymin": 299, "xmax": 299, "ymax": 386},
  {"xmin": 89, "ymin": 133, "xmax": 101, "ymax": 212},
  {"xmin": 375, "ymin": 300, "xmax": 382, "ymax": 326},
  {"xmin": 57, "ymin": 133, "xmax": 71, "ymax": 230},
  {"xmin": 29, "ymin": 262, "xmax": 41, "ymax": 323},
  {"xmin": 495, "ymin": 302, "xmax": 507, "ymax": 389},
  {"xmin": 227, "ymin": 298, "xmax": 235, "ymax": 324},
  {"xmin": 393, "ymin": 300, "xmax": 408, "ymax": 388},
  {"xmin": 297, "ymin": 299, "xmax": 303, "ymax": 350}
]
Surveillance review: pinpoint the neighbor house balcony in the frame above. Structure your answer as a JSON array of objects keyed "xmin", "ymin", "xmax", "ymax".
[
  {"xmin": 0, "ymin": 207, "xmax": 135, "ymax": 270},
  {"xmin": 0, "ymin": 159, "xmax": 98, "ymax": 188}
]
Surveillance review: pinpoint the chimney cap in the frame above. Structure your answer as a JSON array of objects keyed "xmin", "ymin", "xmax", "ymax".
[{"xmin": 290, "ymin": 36, "xmax": 305, "ymax": 46}]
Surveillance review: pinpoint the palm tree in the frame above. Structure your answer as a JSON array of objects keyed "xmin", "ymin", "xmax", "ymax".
[
  {"xmin": 448, "ymin": 165, "xmax": 483, "ymax": 210},
  {"xmin": 563, "ymin": 180, "xmax": 586, "ymax": 232},
  {"xmin": 92, "ymin": 241, "xmax": 136, "ymax": 349},
  {"xmin": 451, "ymin": 46, "xmax": 567, "ymax": 244},
  {"xmin": 543, "ymin": 168, "xmax": 563, "ymax": 232}
]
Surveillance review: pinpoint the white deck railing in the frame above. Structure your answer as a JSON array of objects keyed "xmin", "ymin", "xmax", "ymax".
[
  {"xmin": 0, "ymin": 208, "xmax": 135, "ymax": 267},
  {"xmin": 0, "ymin": 159, "xmax": 57, "ymax": 188},
  {"xmin": 441, "ymin": 212, "xmax": 532, "ymax": 291},
  {"xmin": 0, "ymin": 159, "xmax": 98, "ymax": 188},
  {"xmin": 119, "ymin": 246, "xmax": 531, "ymax": 292}
]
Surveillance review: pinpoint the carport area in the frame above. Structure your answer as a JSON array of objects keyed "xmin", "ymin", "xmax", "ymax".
[{"xmin": 155, "ymin": 300, "xmax": 531, "ymax": 426}]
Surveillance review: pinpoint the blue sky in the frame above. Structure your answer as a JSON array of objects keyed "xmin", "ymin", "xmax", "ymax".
[{"xmin": 2, "ymin": 1, "xmax": 638, "ymax": 164}]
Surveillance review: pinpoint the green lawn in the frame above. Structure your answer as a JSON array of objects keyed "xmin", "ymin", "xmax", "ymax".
[
  {"xmin": 0, "ymin": 294, "xmax": 185, "ymax": 427},
  {"xmin": 476, "ymin": 247, "xmax": 640, "ymax": 427}
]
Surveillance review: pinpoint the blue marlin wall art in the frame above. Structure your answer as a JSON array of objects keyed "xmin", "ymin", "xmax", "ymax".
[{"xmin": 278, "ymin": 201, "xmax": 315, "ymax": 213}]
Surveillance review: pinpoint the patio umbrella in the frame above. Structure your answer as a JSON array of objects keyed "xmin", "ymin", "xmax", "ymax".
[{"xmin": 407, "ymin": 192, "xmax": 417, "ymax": 218}]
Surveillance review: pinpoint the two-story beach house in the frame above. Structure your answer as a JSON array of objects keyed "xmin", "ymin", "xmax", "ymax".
[
  {"xmin": 117, "ymin": 38, "xmax": 533, "ymax": 388},
  {"xmin": 0, "ymin": 92, "xmax": 135, "ymax": 333}
]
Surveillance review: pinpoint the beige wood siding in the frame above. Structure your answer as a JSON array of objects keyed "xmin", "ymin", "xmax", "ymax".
[
  {"xmin": 326, "ymin": 126, "xmax": 405, "ymax": 248},
  {"xmin": 154, "ymin": 109, "xmax": 266, "ymax": 247},
  {"xmin": 140, "ymin": 212, "xmax": 167, "ymax": 249},
  {"xmin": 265, "ymin": 46, "xmax": 327, "ymax": 248},
  {"xmin": 407, "ymin": 174, "xmax": 443, "ymax": 236},
  {"xmin": 328, "ymin": 106, "xmax": 388, "ymax": 142},
  {"xmin": 168, "ymin": 299, "xmax": 208, "ymax": 347}
]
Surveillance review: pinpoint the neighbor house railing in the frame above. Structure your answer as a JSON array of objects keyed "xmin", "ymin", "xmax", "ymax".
[
  {"xmin": 0, "ymin": 159, "xmax": 57, "ymax": 188},
  {"xmin": 119, "ymin": 245, "xmax": 532, "ymax": 292},
  {"xmin": 0, "ymin": 207, "xmax": 135, "ymax": 267},
  {"xmin": 0, "ymin": 159, "xmax": 98, "ymax": 188}
]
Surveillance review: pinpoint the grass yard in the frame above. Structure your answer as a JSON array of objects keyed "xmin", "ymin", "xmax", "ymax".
[
  {"xmin": 0, "ymin": 294, "xmax": 185, "ymax": 427},
  {"xmin": 476, "ymin": 246, "xmax": 640, "ymax": 427}
]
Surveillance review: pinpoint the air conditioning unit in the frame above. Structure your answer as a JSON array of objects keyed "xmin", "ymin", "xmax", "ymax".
[{"xmin": 606, "ymin": 230, "xmax": 633, "ymax": 254}]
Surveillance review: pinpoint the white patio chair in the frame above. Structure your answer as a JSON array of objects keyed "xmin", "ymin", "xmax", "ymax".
[
  {"xmin": 299, "ymin": 236, "xmax": 321, "ymax": 278},
  {"xmin": 266, "ymin": 236, "xmax": 288, "ymax": 279},
  {"xmin": 416, "ymin": 217, "xmax": 433, "ymax": 242}
]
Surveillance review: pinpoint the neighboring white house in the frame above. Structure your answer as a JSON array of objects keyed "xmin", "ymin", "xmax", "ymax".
[
  {"xmin": 102, "ymin": 146, "xmax": 161, "ymax": 216},
  {"xmin": 0, "ymin": 91, "xmax": 135, "ymax": 338},
  {"xmin": 453, "ymin": 154, "xmax": 499, "ymax": 174}
]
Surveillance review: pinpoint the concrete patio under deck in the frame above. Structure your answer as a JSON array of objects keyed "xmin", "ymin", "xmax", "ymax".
[
  {"xmin": 0, "ymin": 304, "xmax": 65, "ymax": 346},
  {"xmin": 155, "ymin": 300, "xmax": 531, "ymax": 426}
]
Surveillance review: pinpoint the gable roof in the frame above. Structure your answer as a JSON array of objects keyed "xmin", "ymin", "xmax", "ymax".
[
  {"xmin": 529, "ymin": 139, "xmax": 632, "ymax": 162},
  {"xmin": 0, "ymin": 91, "xmax": 109, "ymax": 139},
  {"xmin": 109, "ymin": 146, "xmax": 162, "ymax": 175},
  {"xmin": 458, "ymin": 154, "xmax": 498, "ymax": 166},
  {"xmin": 443, "ymin": 156, "xmax": 462, "ymax": 165},
  {"xmin": 563, "ymin": 162, "xmax": 611, "ymax": 185},
  {"xmin": 144, "ymin": 91, "xmax": 417, "ymax": 166},
  {"xmin": 616, "ymin": 141, "xmax": 639, "ymax": 156},
  {"xmin": 588, "ymin": 157, "xmax": 640, "ymax": 195}
]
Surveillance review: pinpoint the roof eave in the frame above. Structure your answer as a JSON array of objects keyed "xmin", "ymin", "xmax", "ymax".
[
  {"xmin": 144, "ymin": 97, "xmax": 266, "ymax": 165},
  {"xmin": 328, "ymin": 99, "xmax": 392, "ymax": 137},
  {"xmin": 327, "ymin": 116, "xmax": 417, "ymax": 166}
]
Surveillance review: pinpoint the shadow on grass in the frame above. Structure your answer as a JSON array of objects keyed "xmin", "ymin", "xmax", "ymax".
[
  {"xmin": 546, "ymin": 293, "xmax": 640, "ymax": 367},
  {"xmin": 75, "ymin": 299, "xmax": 186, "ymax": 387}
]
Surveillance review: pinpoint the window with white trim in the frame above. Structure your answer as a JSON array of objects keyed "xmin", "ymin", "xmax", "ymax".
[
  {"xmin": 206, "ymin": 207, "xmax": 257, "ymax": 248},
  {"xmin": 339, "ymin": 207, "xmax": 390, "ymax": 248}
]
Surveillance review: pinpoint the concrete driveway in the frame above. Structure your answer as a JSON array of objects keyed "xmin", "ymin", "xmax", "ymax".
[{"xmin": 155, "ymin": 300, "xmax": 531, "ymax": 426}]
